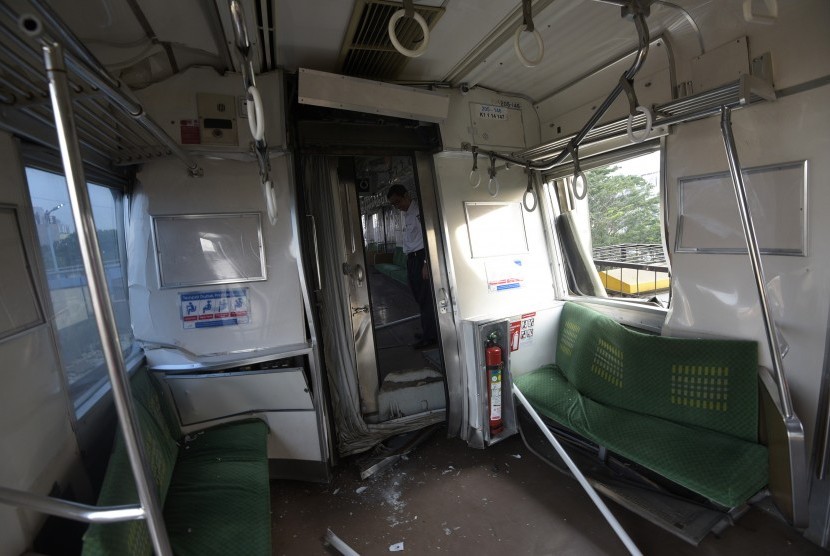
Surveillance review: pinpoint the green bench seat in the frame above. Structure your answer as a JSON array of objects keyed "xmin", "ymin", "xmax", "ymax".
[
  {"xmin": 82, "ymin": 368, "xmax": 271, "ymax": 555},
  {"xmin": 514, "ymin": 302, "xmax": 767, "ymax": 508},
  {"xmin": 373, "ymin": 247, "xmax": 408, "ymax": 285}
]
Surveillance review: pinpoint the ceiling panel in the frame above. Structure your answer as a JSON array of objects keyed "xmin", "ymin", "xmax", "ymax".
[
  {"xmin": 398, "ymin": 0, "xmax": 520, "ymax": 82},
  {"xmin": 276, "ymin": 0, "xmax": 356, "ymax": 73},
  {"xmin": 138, "ymin": 0, "xmax": 220, "ymax": 56},
  {"xmin": 458, "ymin": 0, "xmax": 691, "ymax": 101}
]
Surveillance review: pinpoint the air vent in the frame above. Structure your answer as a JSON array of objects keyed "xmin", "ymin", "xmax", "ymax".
[{"xmin": 337, "ymin": 1, "xmax": 444, "ymax": 80}]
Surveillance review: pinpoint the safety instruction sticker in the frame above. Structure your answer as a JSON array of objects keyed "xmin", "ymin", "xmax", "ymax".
[
  {"xmin": 180, "ymin": 288, "xmax": 250, "ymax": 329},
  {"xmin": 485, "ymin": 257, "xmax": 525, "ymax": 292},
  {"xmin": 509, "ymin": 312, "xmax": 536, "ymax": 351}
]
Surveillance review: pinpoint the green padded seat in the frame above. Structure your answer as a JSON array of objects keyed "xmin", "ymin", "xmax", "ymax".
[
  {"xmin": 82, "ymin": 369, "xmax": 270, "ymax": 556},
  {"xmin": 514, "ymin": 302, "xmax": 767, "ymax": 508},
  {"xmin": 389, "ymin": 268, "xmax": 408, "ymax": 284},
  {"xmin": 164, "ymin": 420, "xmax": 270, "ymax": 556},
  {"xmin": 374, "ymin": 263, "xmax": 399, "ymax": 276},
  {"xmin": 515, "ymin": 366, "xmax": 767, "ymax": 507},
  {"xmin": 392, "ymin": 247, "xmax": 406, "ymax": 268}
]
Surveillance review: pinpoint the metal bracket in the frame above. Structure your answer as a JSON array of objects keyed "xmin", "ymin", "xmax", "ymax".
[
  {"xmin": 567, "ymin": 142, "xmax": 580, "ymax": 175},
  {"xmin": 522, "ymin": 0, "xmax": 535, "ymax": 32},
  {"xmin": 620, "ymin": 0, "xmax": 652, "ymax": 19},
  {"xmin": 619, "ymin": 74, "xmax": 639, "ymax": 116},
  {"xmin": 488, "ymin": 152, "xmax": 497, "ymax": 179},
  {"xmin": 403, "ymin": 0, "xmax": 415, "ymax": 19}
]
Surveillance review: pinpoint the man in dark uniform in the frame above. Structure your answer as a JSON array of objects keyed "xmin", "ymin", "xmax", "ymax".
[{"xmin": 386, "ymin": 184, "xmax": 437, "ymax": 349}]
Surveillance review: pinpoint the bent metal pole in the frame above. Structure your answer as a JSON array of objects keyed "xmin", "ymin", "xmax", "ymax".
[
  {"xmin": 513, "ymin": 386, "xmax": 643, "ymax": 556},
  {"xmin": 42, "ymin": 42, "xmax": 173, "ymax": 556},
  {"xmin": 720, "ymin": 106, "xmax": 793, "ymax": 419}
]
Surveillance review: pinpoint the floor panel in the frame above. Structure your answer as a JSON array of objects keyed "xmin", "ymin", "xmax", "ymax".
[{"xmin": 270, "ymin": 430, "xmax": 820, "ymax": 555}]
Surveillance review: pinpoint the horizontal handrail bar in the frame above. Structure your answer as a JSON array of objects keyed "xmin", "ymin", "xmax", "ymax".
[{"xmin": 0, "ymin": 487, "xmax": 145, "ymax": 523}]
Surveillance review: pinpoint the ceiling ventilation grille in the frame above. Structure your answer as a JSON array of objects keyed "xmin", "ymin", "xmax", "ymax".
[{"xmin": 337, "ymin": 1, "xmax": 443, "ymax": 80}]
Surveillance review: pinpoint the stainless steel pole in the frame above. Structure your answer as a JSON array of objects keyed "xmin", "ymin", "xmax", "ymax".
[
  {"xmin": 42, "ymin": 42, "xmax": 173, "ymax": 556},
  {"xmin": 720, "ymin": 106, "xmax": 793, "ymax": 419},
  {"xmin": 6, "ymin": 8, "xmax": 202, "ymax": 177},
  {"xmin": 513, "ymin": 386, "xmax": 643, "ymax": 556},
  {"xmin": 0, "ymin": 487, "xmax": 145, "ymax": 524}
]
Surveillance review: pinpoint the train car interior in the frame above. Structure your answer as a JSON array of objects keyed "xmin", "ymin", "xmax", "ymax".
[{"xmin": 0, "ymin": 0, "xmax": 829, "ymax": 554}]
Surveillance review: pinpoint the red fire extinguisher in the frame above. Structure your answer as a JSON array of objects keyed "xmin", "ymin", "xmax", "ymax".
[{"xmin": 485, "ymin": 334, "xmax": 504, "ymax": 436}]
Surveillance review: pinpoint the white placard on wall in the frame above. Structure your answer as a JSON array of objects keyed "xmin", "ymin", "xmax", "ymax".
[
  {"xmin": 464, "ymin": 201, "xmax": 529, "ymax": 259},
  {"xmin": 153, "ymin": 213, "xmax": 267, "ymax": 288},
  {"xmin": 676, "ymin": 160, "xmax": 807, "ymax": 255}
]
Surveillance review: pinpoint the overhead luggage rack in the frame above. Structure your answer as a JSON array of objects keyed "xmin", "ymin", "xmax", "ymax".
[
  {"xmin": 0, "ymin": 0, "xmax": 201, "ymax": 174},
  {"xmin": 520, "ymin": 74, "xmax": 777, "ymax": 163}
]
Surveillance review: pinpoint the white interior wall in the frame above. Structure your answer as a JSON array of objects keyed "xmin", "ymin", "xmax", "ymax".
[
  {"xmin": 435, "ymin": 88, "xmax": 556, "ymax": 325},
  {"xmin": 130, "ymin": 155, "xmax": 305, "ymax": 362},
  {"xmin": 660, "ymin": 0, "xmax": 830, "ymax": 454},
  {"xmin": 664, "ymin": 85, "xmax": 830, "ymax": 453},
  {"xmin": 0, "ymin": 132, "xmax": 80, "ymax": 556}
]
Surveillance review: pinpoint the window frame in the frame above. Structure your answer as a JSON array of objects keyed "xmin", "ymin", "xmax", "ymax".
[
  {"xmin": 540, "ymin": 138, "xmax": 670, "ymax": 332},
  {"xmin": 21, "ymin": 147, "xmax": 142, "ymax": 419}
]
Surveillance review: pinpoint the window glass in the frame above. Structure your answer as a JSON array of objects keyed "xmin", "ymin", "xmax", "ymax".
[
  {"xmin": 555, "ymin": 150, "xmax": 669, "ymax": 303},
  {"xmin": 26, "ymin": 167, "xmax": 134, "ymax": 410}
]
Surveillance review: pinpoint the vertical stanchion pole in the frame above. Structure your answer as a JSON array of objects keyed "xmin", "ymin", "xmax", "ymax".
[
  {"xmin": 42, "ymin": 42, "xmax": 172, "ymax": 555},
  {"xmin": 720, "ymin": 106, "xmax": 793, "ymax": 418}
]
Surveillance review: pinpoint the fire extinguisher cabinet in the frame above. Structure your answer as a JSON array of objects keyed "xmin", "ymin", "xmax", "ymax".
[{"xmin": 458, "ymin": 318, "xmax": 518, "ymax": 448}]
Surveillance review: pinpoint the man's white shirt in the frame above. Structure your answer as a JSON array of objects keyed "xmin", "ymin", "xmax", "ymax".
[{"xmin": 402, "ymin": 199, "xmax": 424, "ymax": 254}]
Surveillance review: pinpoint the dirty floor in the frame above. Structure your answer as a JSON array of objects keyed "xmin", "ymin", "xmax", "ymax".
[{"xmin": 270, "ymin": 429, "xmax": 821, "ymax": 555}]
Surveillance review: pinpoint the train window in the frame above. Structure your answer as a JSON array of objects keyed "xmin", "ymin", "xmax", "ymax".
[
  {"xmin": 25, "ymin": 167, "xmax": 135, "ymax": 412},
  {"xmin": 549, "ymin": 148, "xmax": 669, "ymax": 304}
]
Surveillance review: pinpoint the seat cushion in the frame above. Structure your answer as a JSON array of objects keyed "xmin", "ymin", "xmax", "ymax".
[
  {"xmin": 164, "ymin": 419, "xmax": 271, "ymax": 556},
  {"xmin": 514, "ymin": 364, "xmax": 588, "ymax": 432},
  {"xmin": 555, "ymin": 302, "xmax": 759, "ymax": 442},
  {"xmin": 82, "ymin": 402, "xmax": 179, "ymax": 556},
  {"xmin": 515, "ymin": 366, "xmax": 768, "ymax": 508},
  {"xmin": 374, "ymin": 263, "xmax": 399, "ymax": 275}
]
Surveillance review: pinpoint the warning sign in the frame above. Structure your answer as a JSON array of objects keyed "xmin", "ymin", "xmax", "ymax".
[
  {"xmin": 510, "ymin": 312, "xmax": 536, "ymax": 351},
  {"xmin": 181, "ymin": 288, "xmax": 250, "ymax": 329},
  {"xmin": 509, "ymin": 320, "xmax": 521, "ymax": 352},
  {"xmin": 180, "ymin": 119, "xmax": 201, "ymax": 144}
]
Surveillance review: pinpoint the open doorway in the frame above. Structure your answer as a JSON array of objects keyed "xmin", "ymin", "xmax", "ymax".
[
  {"xmin": 301, "ymin": 152, "xmax": 448, "ymax": 457},
  {"xmin": 351, "ymin": 155, "xmax": 446, "ymax": 424}
]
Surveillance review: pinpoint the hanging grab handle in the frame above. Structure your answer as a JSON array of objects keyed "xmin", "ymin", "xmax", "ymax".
[
  {"xmin": 488, "ymin": 153, "xmax": 500, "ymax": 198},
  {"xmin": 626, "ymin": 105, "xmax": 653, "ymax": 143},
  {"xmin": 567, "ymin": 144, "xmax": 589, "ymax": 200},
  {"xmin": 514, "ymin": 0, "xmax": 544, "ymax": 67},
  {"xmin": 263, "ymin": 179, "xmax": 277, "ymax": 225},
  {"xmin": 523, "ymin": 166, "xmax": 538, "ymax": 212},
  {"xmin": 620, "ymin": 74, "xmax": 653, "ymax": 143},
  {"xmin": 388, "ymin": 0, "xmax": 430, "ymax": 58},
  {"xmin": 470, "ymin": 147, "xmax": 482, "ymax": 188},
  {"xmin": 247, "ymin": 85, "xmax": 265, "ymax": 142}
]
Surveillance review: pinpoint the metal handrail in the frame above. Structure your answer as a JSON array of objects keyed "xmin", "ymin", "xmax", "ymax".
[
  {"xmin": 228, "ymin": 0, "xmax": 273, "ymax": 220},
  {"xmin": 719, "ymin": 106, "xmax": 793, "ymax": 419},
  {"xmin": 42, "ymin": 42, "xmax": 173, "ymax": 555},
  {"xmin": 0, "ymin": 5, "xmax": 203, "ymax": 177},
  {"xmin": 468, "ymin": 9, "xmax": 650, "ymax": 172},
  {"xmin": 0, "ymin": 487, "xmax": 145, "ymax": 524}
]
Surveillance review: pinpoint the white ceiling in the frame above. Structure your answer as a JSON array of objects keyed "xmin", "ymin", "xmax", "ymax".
[{"xmin": 41, "ymin": 0, "xmax": 724, "ymax": 100}]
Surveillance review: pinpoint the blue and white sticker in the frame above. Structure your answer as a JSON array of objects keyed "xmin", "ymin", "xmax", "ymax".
[{"xmin": 180, "ymin": 288, "xmax": 250, "ymax": 329}]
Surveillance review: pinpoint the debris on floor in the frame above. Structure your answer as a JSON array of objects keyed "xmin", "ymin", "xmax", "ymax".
[
  {"xmin": 388, "ymin": 541, "xmax": 404, "ymax": 551},
  {"xmin": 323, "ymin": 528, "xmax": 359, "ymax": 556}
]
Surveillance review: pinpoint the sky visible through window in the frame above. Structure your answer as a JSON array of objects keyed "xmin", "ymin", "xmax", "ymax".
[{"xmin": 26, "ymin": 168, "xmax": 117, "ymax": 232}]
